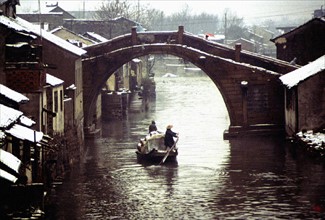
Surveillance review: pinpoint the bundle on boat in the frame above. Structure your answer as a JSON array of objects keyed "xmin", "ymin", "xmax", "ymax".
[{"xmin": 136, "ymin": 131, "xmax": 178, "ymax": 163}]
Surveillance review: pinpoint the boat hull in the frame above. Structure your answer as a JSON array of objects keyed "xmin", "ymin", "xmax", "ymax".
[{"xmin": 136, "ymin": 149, "xmax": 178, "ymax": 163}]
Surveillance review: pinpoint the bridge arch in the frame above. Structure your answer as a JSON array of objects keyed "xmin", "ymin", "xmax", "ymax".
[{"xmin": 82, "ymin": 26, "xmax": 296, "ymax": 137}]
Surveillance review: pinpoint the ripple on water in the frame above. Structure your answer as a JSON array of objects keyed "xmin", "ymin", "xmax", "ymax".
[{"xmin": 47, "ymin": 77, "xmax": 325, "ymax": 219}]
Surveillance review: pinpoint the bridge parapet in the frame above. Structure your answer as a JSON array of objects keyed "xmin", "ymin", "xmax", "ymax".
[
  {"xmin": 85, "ymin": 27, "xmax": 185, "ymax": 57},
  {"xmin": 84, "ymin": 26, "xmax": 296, "ymax": 74}
]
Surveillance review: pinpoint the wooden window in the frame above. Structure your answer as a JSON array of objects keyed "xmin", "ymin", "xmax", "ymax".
[
  {"xmin": 60, "ymin": 90, "xmax": 63, "ymax": 112},
  {"xmin": 54, "ymin": 91, "xmax": 58, "ymax": 112}
]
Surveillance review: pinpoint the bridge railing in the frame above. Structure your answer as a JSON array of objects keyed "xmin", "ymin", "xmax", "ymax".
[{"xmin": 84, "ymin": 26, "xmax": 296, "ymax": 74}]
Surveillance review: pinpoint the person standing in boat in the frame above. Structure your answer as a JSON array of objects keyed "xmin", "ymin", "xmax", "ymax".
[
  {"xmin": 164, "ymin": 125, "xmax": 178, "ymax": 149},
  {"xmin": 149, "ymin": 120, "xmax": 158, "ymax": 133}
]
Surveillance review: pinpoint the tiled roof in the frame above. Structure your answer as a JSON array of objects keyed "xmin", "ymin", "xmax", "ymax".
[
  {"xmin": 271, "ymin": 17, "xmax": 325, "ymax": 42},
  {"xmin": 0, "ymin": 15, "xmax": 86, "ymax": 56}
]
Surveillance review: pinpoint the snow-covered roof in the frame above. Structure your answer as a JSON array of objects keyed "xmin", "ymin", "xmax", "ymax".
[
  {"xmin": 50, "ymin": 26, "xmax": 97, "ymax": 45},
  {"xmin": 0, "ymin": 169, "xmax": 18, "ymax": 183},
  {"xmin": 66, "ymin": 84, "xmax": 76, "ymax": 90},
  {"xmin": 280, "ymin": 55, "xmax": 325, "ymax": 89},
  {"xmin": 184, "ymin": 67, "xmax": 201, "ymax": 71},
  {"xmin": 132, "ymin": 58, "xmax": 141, "ymax": 63},
  {"xmin": 0, "ymin": 15, "xmax": 86, "ymax": 56},
  {"xmin": 6, "ymin": 124, "xmax": 43, "ymax": 143},
  {"xmin": 19, "ymin": 115, "xmax": 35, "ymax": 127},
  {"xmin": 85, "ymin": 32, "xmax": 108, "ymax": 43},
  {"xmin": 0, "ymin": 131, "xmax": 5, "ymax": 139},
  {"xmin": 47, "ymin": 73, "xmax": 64, "ymax": 86},
  {"xmin": 0, "ymin": 148, "xmax": 21, "ymax": 174},
  {"xmin": 0, "ymin": 148, "xmax": 21, "ymax": 183},
  {"xmin": 18, "ymin": 11, "xmax": 63, "ymax": 16},
  {"xmin": 111, "ymin": 16, "xmax": 146, "ymax": 32},
  {"xmin": 37, "ymin": 5, "xmax": 53, "ymax": 14},
  {"xmin": 231, "ymin": 38, "xmax": 255, "ymax": 45},
  {"xmin": 29, "ymin": 3, "xmax": 62, "ymax": 14},
  {"xmin": 49, "ymin": 26, "xmax": 63, "ymax": 34},
  {"xmin": 247, "ymin": 30, "xmax": 264, "ymax": 39},
  {"xmin": 0, "ymin": 15, "xmax": 30, "ymax": 33},
  {"xmin": 0, "ymin": 84, "xmax": 29, "ymax": 103},
  {"xmin": 6, "ymin": 42, "xmax": 29, "ymax": 48},
  {"xmin": 112, "ymin": 16, "xmax": 138, "ymax": 24},
  {"xmin": 0, "ymin": 104, "xmax": 23, "ymax": 128},
  {"xmin": 64, "ymin": 97, "xmax": 72, "ymax": 102},
  {"xmin": 0, "ymin": 168, "xmax": 18, "ymax": 183}
]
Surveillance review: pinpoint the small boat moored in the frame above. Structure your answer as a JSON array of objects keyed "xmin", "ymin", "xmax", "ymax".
[{"xmin": 136, "ymin": 131, "xmax": 178, "ymax": 163}]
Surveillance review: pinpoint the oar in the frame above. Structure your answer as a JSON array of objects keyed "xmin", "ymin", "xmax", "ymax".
[{"xmin": 159, "ymin": 137, "xmax": 179, "ymax": 165}]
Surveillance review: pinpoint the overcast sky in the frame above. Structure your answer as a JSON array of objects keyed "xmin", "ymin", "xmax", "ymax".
[{"xmin": 17, "ymin": 0, "xmax": 324, "ymax": 23}]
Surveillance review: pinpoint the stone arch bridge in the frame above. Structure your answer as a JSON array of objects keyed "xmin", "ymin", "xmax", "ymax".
[{"xmin": 82, "ymin": 26, "xmax": 296, "ymax": 138}]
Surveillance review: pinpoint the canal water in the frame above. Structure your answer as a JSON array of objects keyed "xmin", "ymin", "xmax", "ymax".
[{"xmin": 46, "ymin": 76, "xmax": 325, "ymax": 219}]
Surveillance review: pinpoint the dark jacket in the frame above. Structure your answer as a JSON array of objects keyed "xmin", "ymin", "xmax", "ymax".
[
  {"xmin": 164, "ymin": 129, "xmax": 177, "ymax": 147},
  {"xmin": 149, "ymin": 123, "xmax": 157, "ymax": 133}
]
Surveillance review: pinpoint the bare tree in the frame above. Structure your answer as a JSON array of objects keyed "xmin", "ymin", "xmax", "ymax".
[
  {"xmin": 222, "ymin": 9, "xmax": 246, "ymax": 41},
  {"xmin": 169, "ymin": 3, "xmax": 192, "ymax": 27},
  {"xmin": 94, "ymin": 0, "xmax": 133, "ymax": 20},
  {"xmin": 118, "ymin": 3, "xmax": 179, "ymax": 31},
  {"xmin": 133, "ymin": 4, "xmax": 165, "ymax": 30},
  {"xmin": 94, "ymin": 1, "xmax": 225, "ymax": 36},
  {"xmin": 94, "ymin": 0, "xmax": 162, "ymax": 30}
]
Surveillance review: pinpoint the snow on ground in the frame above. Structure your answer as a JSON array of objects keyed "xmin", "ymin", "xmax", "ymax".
[{"xmin": 296, "ymin": 129, "xmax": 325, "ymax": 156}]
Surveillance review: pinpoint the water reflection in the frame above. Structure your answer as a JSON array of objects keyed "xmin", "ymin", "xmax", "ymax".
[{"xmin": 46, "ymin": 76, "xmax": 325, "ymax": 219}]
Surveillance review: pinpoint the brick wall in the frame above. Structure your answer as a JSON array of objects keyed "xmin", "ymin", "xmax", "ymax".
[
  {"xmin": 6, "ymin": 69, "xmax": 46, "ymax": 93},
  {"xmin": 298, "ymin": 72, "xmax": 325, "ymax": 131}
]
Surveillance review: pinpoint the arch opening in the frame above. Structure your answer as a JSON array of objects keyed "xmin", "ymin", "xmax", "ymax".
[{"xmin": 82, "ymin": 45, "xmax": 235, "ymax": 131}]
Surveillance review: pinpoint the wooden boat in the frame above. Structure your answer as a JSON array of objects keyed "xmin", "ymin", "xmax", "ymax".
[{"xmin": 136, "ymin": 131, "xmax": 178, "ymax": 163}]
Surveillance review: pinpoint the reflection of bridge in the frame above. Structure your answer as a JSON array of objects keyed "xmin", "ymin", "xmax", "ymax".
[{"xmin": 82, "ymin": 26, "xmax": 297, "ymax": 138}]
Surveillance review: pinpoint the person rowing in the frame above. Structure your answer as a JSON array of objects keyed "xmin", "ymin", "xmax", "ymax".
[{"xmin": 164, "ymin": 124, "xmax": 179, "ymax": 150}]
